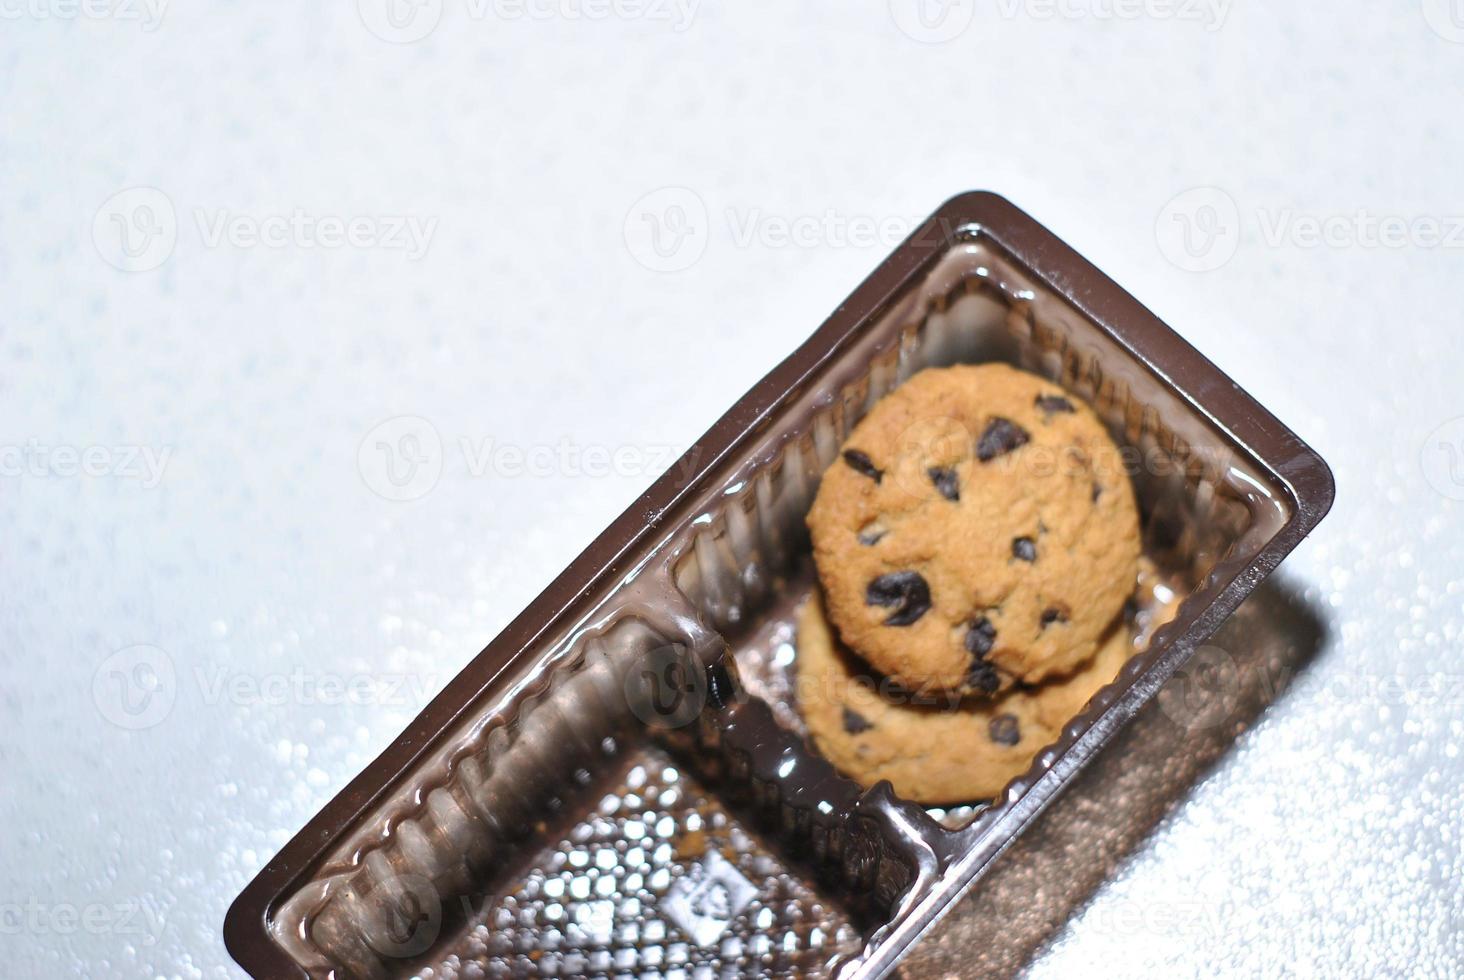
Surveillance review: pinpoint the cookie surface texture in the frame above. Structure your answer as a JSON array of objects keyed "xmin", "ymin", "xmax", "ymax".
[
  {"xmin": 806, "ymin": 363, "xmax": 1141, "ymax": 693},
  {"xmin": 796, "ymin": 592, "xmax": 1132, "ymax": 804}
]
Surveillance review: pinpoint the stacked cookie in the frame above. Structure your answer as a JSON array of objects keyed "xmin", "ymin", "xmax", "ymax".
[{"xmin": 797, "ymin": 363, "xmax": 1142, "ymax": 803}]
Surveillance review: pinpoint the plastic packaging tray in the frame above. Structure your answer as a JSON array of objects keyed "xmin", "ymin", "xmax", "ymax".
[{"xmin": 224, "ymin": 192, "xmax": 1334, "ymax": 979}]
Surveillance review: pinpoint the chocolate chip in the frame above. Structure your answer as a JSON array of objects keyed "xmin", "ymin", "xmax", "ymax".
[
  {"xmin": 1040, "ymin": 606, "xmax": 1068, "ymax": 628},
  {"xmin": 842, "ymin": 449, "xmax": 883, "ymax": 483},
  {"xmin": 965, "ymin": 617, "xmax": 1000, "ymax": 693},
  {"xmin": 1035, "ymin": 394, "xmax": 1075, "ymax": 416},
  {"xmin": 988, "ymin": 713, "xmax": 1021, "ymax": 746},
  {"xmin": 857, "ymin": 526, "xmax": 886, "ymax": 547},
  {"xmin": 865, "ymin": 571, "xmax": 931, "ymax": 627},
  {"xmin": 967, "ymin": 660, "xmax": 1000, "ymax": 693},
  {"xmin": 927, "ymin": 466, "xmax": 960, "ymax": 501},
  {"xmin": 976, "ymin": 418, "xmax": 1030, "ymax": 462},
  {"xmin": 1092, "ymin": 482, "xmax": 1103, "ymax": 503},
  {"xmin": 965, "ymin": 616, "xmax": 997, "ymax": 656},
  {"xmin": 842, "ymin": 707, "xmax": 874, "ymax": 734},
  {"xmin": 1012, "ymin": 536, "xmax": 1036, "ymax": 562}
]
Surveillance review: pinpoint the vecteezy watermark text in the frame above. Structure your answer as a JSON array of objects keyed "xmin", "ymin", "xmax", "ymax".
[
  {"xmin": 1254, "ymin": 209, "xmax": 1464, "ymax": 250},
  {"xmin": 1083, "ymin": 895, "xmax": 1231, "ymax": 939},
  {"xmin": 1157, "ymin": 186, "xmax": 1464, "ymax": 271},
  {"xmin": 726, "ymin": 208, "xmax": 920, "ymax": 251},
  {"xmin": 0, "ymin": 0, "xmax": 168, "ymax": 30},
  {"xmin": 194, "ymin": 209, "xmax": 436, "ymax": 260},
  {"xmin": 358, "ymin": 416, "xmax": 700, "ymax": 501},
  {"xmin": 0, "ymin": 897, "xmax": 166, "ymax": 944},
  {"xmin": 356, "ymin": 0, "xmax": 699, "ymax": 43},
  {"xmin": 0, "ymin": 441, "xmax": 171, "ymax": 488},
  {"xmin": 475, "ymin": 0, "xmax": 698, "ymax": 28},
  {"xmin": 92, "ymin": 643, "xmax": 445, "ymax": 730},
  {"xmin": 624, "ymin": 188, "xmax": 947, "ymax": 272},
  {"xmin": 991, "ymin": 0, "xmax": 1230, "ymax": 29},
  {"xmin": 93, "ymin": 187, "xmax": 437, "ymax": 272},
  {"xmin": 888, "ymin": 0, "xmax": 1229, "ymax": 43},
  {"xmin": 193, "ymin": 665, "xmax": 441, "ymax": 709}
]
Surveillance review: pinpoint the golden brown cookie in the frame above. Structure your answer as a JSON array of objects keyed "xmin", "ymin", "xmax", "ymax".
[
  {"xmin": 796, "ymin": 592, "xmax": 1133, "ymax": 804},
  {"xmin": 806, "ymin": 363, "xmax": 1140, "ymax": 694}
]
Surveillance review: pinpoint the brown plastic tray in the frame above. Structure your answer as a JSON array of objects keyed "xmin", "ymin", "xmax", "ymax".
[{"xmin": 224, "ymin": 192, "xmax": 1334, "ymax": 979}]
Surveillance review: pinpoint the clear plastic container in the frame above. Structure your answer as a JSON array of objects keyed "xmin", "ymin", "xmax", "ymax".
[{"xmin": 224, "ymin": 192, "xmax": 1334, "ymax": 980}]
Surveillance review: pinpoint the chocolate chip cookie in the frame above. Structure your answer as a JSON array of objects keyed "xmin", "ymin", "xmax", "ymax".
[
  {"xmin": 806, "ymin": 363, "xmax": 1140, "ymax": 694},
  {"xmin": 796, "ymin": 592, "xmax": 1133, "ymax": 804}
]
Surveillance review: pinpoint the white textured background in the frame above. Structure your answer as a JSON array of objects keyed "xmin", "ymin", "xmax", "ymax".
[{"xmin": 2, "ymin": 2, "xmax": 1462, "ymax": 977}]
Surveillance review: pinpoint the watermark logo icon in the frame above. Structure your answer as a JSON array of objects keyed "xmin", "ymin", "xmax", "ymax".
[
  {"xmin": 889, "ymin": 0, "xmax": 976, "ymax": 42},
  {"xmin": 1155, "ymin": 187, "xmax": 1241, "ymax": 272},
  {"xmin": 93, "ymin": 187, "xmax": 177, "ymax": 272},
  {"xmin": 358, "ymin": 416, "xmax": 444, "ymax": 501},
  {"xmin": 1421, "ymin": 416, "xmax": 1464, "ymax": 500},
  {"xmin": 358, "ymin": 0, "xmax": 442, "ymax": 42},
  {"xmin": 624, "ymin": 187, "xmax": 708, "ymax": 272},
  {"xmin": 1422, "ymin": 0, "xmax": 1464, "ymax": 42},
  {"xmin": 624, "ymin": 643, "xmax": 707, "ymax": 729},
  {"xmin": 92, "ymin": 645, "xmax": 177, "ymax": 730},
  {"xmin": 362, "ymin": 873, "xmax": 441, "ymax": 959},
  {"xmin": 1157, "ymin": 644, "xmax": 1241, "ymax": 731},
  {"xmin": 888, "ymin": 416, "xmax": 973, "ymax": 499}
]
